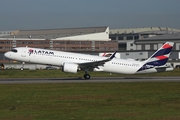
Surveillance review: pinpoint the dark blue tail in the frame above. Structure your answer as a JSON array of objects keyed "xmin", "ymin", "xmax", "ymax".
[{"xmin": 138, "ymin": 42, "xmax": 174, "ymax": 71}]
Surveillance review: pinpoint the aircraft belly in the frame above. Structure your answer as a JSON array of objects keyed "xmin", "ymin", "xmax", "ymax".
[{"xmin": 103, "ymin": 65, "xmax": 137, "ymax": 74}]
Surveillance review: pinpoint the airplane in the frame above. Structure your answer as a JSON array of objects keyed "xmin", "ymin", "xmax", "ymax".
[{"xmin": 4, "ymin": 42, "xmax": 174, "ymax": 79}]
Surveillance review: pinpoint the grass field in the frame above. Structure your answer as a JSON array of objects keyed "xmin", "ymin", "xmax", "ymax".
[
  {"xmin": 0, "ymin": 69, "xmax": 180, "ymax": 119},
  {"xmin": 0, "ymin": 83, "xmax": 180, "ymax": 120}
]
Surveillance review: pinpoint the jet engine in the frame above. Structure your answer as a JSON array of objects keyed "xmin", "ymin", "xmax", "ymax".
[{"xmin": 62, "ymin": 62, "xmax": 78, "ymax": 73}]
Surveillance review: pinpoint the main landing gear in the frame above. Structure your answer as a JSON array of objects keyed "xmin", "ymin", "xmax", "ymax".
[
  {"xmin": 83, "ymin": 73, "xmax": 90, "ymax": 79},
  {"xmin": 83, "ymin": 70, "xmax": 90, "ymax": 79}
]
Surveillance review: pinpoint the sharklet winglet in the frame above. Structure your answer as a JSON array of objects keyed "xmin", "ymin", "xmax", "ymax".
[{"xmin": 109, "ymin": 51, "xmax": 117, "ymax": 60}]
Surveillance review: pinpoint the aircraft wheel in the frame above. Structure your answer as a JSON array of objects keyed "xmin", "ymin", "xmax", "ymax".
[{"xmin": 84, "ymin": 74, "xmax": 90, "ymax": 79}]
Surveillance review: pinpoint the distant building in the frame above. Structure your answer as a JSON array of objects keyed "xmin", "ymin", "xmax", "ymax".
[
  {"xmin": 1, "ymin": 26, "xmax": 180, "ymax": 63},
  {"xmin": 109, "ymin": 27, "xmax": 180, "ymax": 60}
]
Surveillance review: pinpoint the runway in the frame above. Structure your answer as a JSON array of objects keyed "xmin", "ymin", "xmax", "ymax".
[{"xmin": 0, "ymin": 77, "xmax": 180, "ymax": 84}]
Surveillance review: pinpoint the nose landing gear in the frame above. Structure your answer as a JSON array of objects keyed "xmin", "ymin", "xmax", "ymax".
[{"xmin": 21, "ymin": 62, "xmax": 25, "ymax": 70}]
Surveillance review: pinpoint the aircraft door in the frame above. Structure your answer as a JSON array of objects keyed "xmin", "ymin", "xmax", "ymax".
[{"xmin": 21, "ymin": 47, "xmax": 27, "ymax": 57}]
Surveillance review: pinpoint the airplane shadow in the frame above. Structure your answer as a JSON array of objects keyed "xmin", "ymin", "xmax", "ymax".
[
  {"xmin": 47, "ymin": 77, "xmax": 85, "ymax": 81},
  {"xmin": 47, "ymin": 77, "xmax": 153, "ymax": 81}
]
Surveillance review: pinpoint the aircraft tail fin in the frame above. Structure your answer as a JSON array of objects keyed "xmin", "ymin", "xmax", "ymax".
[
  {"xmin": 144, "ymin": 42, "xmax": 174, "ymax": 66},
  {"xmin": 137, "ymin": 42, "xmax": 174, "ymax": 72}
]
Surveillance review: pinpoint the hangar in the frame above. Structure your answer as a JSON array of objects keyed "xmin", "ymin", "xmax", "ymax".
[
  {"xmin": 6, "ymin": 26, "xmax": 110, "ymax": 40},
  {"xmin": 0, "ymin": 27, "xmax": 116, "ymax": 51}
]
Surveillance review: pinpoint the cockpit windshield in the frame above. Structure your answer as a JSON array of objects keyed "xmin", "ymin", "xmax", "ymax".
[{"xmin": 10, "ymin": 49, "xmax": 18, "ymax": 53}]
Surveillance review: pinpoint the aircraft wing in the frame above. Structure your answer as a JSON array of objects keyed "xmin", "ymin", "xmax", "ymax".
[{"xmin": 79, "ymin": 51, "xmax": 117, "ymax": 71}]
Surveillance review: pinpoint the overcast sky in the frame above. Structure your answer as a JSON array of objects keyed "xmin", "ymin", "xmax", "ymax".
[{"xmin": 0, "ymin": 0, "xmax": 180, "ymax": 30}]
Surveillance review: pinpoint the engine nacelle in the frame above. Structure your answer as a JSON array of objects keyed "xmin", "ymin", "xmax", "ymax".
[{"xmin": 62, "ymin": 63, "xmax": 78, "ymax": 73}]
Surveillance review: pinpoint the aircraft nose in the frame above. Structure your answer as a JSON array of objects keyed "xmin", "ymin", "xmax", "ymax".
[{"xmin": 4, "ymin": 52, "xmax": 10, "ymax": 58}]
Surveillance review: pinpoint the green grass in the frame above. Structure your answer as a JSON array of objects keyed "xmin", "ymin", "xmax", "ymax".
[
  {"xmin": 0, "ymin": 68, "xmax": 180, "ymax": 78},
  {"xmin": 0, "ymin": 69, "xmax": 180, "ymax": 119},
  {"xmin": 0, "ymin": 83, "xmax": 180, "ymax": 120}
]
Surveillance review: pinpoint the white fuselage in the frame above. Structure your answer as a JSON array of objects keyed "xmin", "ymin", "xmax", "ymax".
[{"xmin": 4, "ymin": 47, "xmax": 173, "ymax": 74}]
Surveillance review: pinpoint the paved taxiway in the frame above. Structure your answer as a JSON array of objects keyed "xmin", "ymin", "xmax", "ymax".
[{"xmin": 0, "ymin": 77, "xmax": 180, "ymax": 84}]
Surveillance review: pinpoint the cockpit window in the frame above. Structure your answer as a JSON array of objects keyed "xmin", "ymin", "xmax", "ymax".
[{"xmin": 11, "ymin": 49, "xmax": 18, "ymax": 53}]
